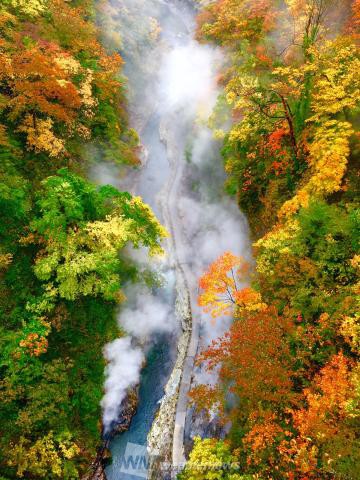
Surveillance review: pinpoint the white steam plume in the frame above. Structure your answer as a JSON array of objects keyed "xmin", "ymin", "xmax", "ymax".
[
  {"xmin": 100, "ymin": 248, "xmax": 177, "ymax": 430},
  {"xmin": 101, "ymin": 337, "xmax": 144, "ymax": 432},
  {"xmin": 159, "ymin": 40, "xmax": 221, "ymax": 115},
  {"xmin": 119, "ymin": 290, "xmax": 174, "ymax": 341},
  {"xmin": 97, "ymin": 0, "xmax": 252, "ymax": 432}
]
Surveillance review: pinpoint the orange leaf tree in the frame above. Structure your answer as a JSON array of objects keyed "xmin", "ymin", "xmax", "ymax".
[{"xmin": 198, "ymin": 251, "xmax": 250, "ymax": 317}]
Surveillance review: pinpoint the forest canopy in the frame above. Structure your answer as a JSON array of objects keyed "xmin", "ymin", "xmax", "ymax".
[
  {"xmin": 0, "ymin": 0, "xmax": 359, "ymax": 479},
  {"xmin": 0, "ymin": 1, "xmax": 166, "ymax": 478},
  {"xmin": 184, "ymin": 1, "xmax": 360, "ymax": 479}
]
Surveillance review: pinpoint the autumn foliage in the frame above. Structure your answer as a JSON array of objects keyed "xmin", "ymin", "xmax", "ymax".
[
  {"xmin": 0, "ymin": 0, "xmax": 137, "ymax": 163},
  {"xmin": 0, "ymin": 1, "xmax": 165, "ymax": 478},
  {"xmin": 186, "ymin": 1, "xmax": 360, "ymax": 479},
  {"xmin": 198, "ymin": 252, "xmax": 249, "ymax": 317}
]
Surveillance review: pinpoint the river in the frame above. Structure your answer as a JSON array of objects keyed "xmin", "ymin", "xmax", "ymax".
[{"xmin": 94, "ymin": 1, "xmax": 251, "ymax": 479}]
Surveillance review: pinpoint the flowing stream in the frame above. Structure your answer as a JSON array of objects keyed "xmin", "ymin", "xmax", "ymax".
[{"xmin": 94, "ymin": 1, "xmax": 251, "ymax": 478}]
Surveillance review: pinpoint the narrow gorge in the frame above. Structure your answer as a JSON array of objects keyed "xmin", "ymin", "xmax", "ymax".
[
  {"xmin": 1, "ymin": 1, "xmax": 357, "ymax": 480},
  {"xmin": 97, "ymin": 1, "xmax": 250, "ymax": 478}
]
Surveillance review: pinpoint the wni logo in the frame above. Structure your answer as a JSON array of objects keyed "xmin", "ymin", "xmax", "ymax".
[{"xmin": 119, "ymin": 442, "xmax": 149, "ymax": 478}]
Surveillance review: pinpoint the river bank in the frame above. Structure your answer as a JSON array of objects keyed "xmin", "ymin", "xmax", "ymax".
[{"xmin": 96, "ymin": 1, "xmax": 251, "ymax": 478}]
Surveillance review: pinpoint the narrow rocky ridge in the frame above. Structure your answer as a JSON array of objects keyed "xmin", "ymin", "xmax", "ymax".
[{"xmin": 146, "ymin": 115, "xmax": 200, "ymax": 479}]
